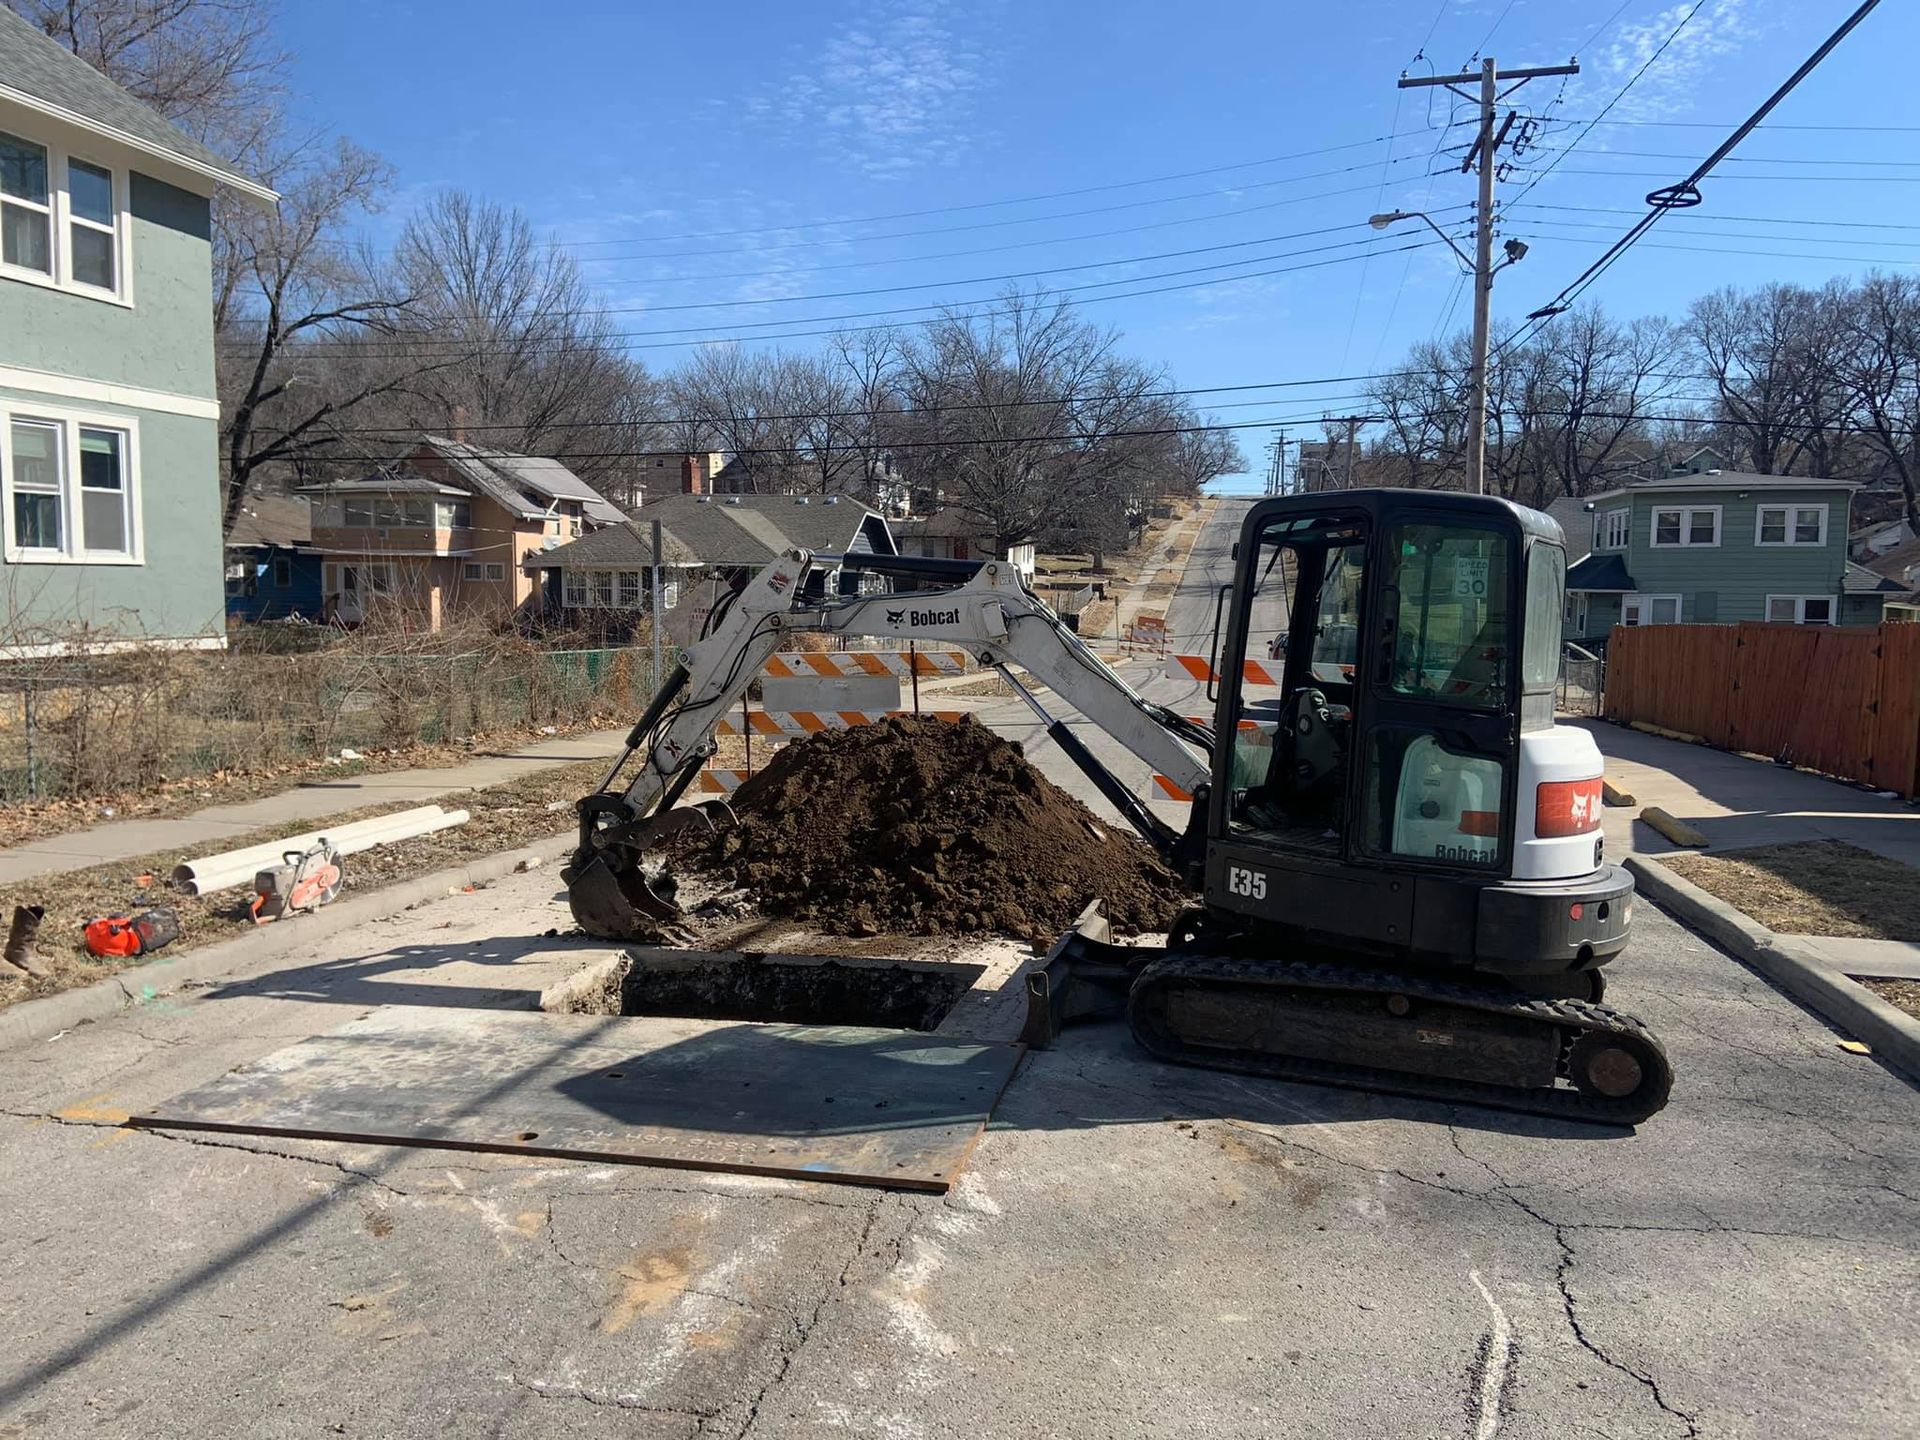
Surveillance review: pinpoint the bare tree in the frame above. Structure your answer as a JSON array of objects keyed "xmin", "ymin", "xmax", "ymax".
[
  {"xmin": 5, "ymin": 0, "xmax": 287, "ymax": 151},
  {"xmin": 1843, "ymin": 272, "xmax": 1920, "ymax": 529},
  {"xmin": 214, "ymin": 140, "xmax": 426, "ymax": 529},
  {"xmin": 387, "ymin": 190, "xmax": 652, "ymax": 492}
]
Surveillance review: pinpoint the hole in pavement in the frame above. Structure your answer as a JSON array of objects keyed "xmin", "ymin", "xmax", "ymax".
[
  {"xmin": 618, "ymin": 953, "xmax": 985, "ymax": 1033},
  {"xmin": 515, "ymin": 1131, "xmax": 539, "ymax": 1142}
]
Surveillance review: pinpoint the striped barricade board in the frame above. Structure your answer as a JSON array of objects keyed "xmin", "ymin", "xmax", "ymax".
[
  {"xmin": 716, "ymin": 709, "xmax": 968, "ymax": 737},
  {"xmin": 762, "ymin": 650, "xmax": 969, "ymax": 678},
  {"xmin": 1166, "ymin": 654, "xmax": 1284, "ymax": 687}
]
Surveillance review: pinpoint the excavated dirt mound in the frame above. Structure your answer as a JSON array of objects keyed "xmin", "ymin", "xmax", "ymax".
[{"xmin": 681, "ymin": 715, "xmax": 1189, "ymax": 944}]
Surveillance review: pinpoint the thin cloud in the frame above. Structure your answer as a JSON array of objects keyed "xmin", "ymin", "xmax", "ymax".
[
  {"xmin": 1594, "ymin": 0, "xmax": 1762, "ymax": 125},
  {"xmin": 759, "ymin": 2, "xmax": 993, "ymax": 180}
]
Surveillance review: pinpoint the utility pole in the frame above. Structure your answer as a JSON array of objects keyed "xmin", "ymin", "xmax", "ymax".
[
  {"xmin": 1398, "ymin": 56, "xmax": 1577, "ymax": 495},
  {"xmin": 1343, "ymin": 415, "xmax": 1360, "ymax": 489}
]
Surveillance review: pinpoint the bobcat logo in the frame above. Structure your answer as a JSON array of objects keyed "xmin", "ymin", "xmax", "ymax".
[{"xmin": 886, "ymin": 607, "xmax": 907, "ymax": 625}]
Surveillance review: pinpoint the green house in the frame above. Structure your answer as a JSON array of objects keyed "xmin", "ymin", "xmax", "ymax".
[
  {"xmin": 1555, "ymin": 472, "xmax": 1903, "ymax": 646},
  {"xmin": 0, "ymin": 10, "xmax": 274, "ymax": 653}
]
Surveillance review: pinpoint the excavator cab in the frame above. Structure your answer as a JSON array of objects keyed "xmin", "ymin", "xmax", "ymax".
[{"xmin": 1201, "ymin": 490, "xmax": 1623, "ymax": 993}]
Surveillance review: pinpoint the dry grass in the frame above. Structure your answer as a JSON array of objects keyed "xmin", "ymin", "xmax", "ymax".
[
  {"xmin": 1662, "ymin": 841, "xmax": 1920, "ymax": 941},
  {"xmin": 1859, "ymin": 978, "xmax": 1920, "ymax": 1022},
  {"xmin": 0, "ymin": 717, "xmax": 615, "ymax": 851},
  {"xmin": 0, "ymin": 757, "xmax": 618, "ymax": 1012}
]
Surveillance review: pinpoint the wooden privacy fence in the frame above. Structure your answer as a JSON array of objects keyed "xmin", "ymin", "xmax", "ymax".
[{"xmin": 1604, "ymin": 622, "xmax": 1920, "ymax": 797}]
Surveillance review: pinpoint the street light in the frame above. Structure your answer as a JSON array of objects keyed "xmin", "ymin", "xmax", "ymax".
[
  {"xmin": 1368, "ymin": 210, "xmax": 1529, "ymax": 495},
  {"xmin": 1369, "ymin": 210, "xmax": 1473, "ymax": 270}
]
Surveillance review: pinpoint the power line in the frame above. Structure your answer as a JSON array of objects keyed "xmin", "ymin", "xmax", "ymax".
[
  {"xmin": 403, "ymin": 216, "xmax": 1473, "ymax": 322},
  {"xmin": 1507, "ymin": 0, "xmax": 1709, "ymax": 207},
  {"xmin": 221, "ymin": 235, "xmax": 1445, "ymax": 359},
  {"xmin": 1518, "ymin": 202, "xmax": 1920, "ymax": 231},
  {"xmin": 1521, "ymin": 216, "xmax": 1920, "ymax": 251},
  {"xmin": 267, "ymin": 402, "xmax": 1894, "ymax": 472},
  {"xmin": 534, "ymin": 131, "xmax": 1458, "ymax": 248},
  {"xmin": 1511, "ymin": 0, "xmax": 1887, "ymax": 349},
  {"xmin": 485, "ymin": 152, "xmax": 1443, "ymax": 265}
]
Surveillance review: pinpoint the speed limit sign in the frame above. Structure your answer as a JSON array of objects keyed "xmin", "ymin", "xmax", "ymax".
[{"xmin": 1454, "ymin": 557, "xmax": 1490, "ymax": 597}]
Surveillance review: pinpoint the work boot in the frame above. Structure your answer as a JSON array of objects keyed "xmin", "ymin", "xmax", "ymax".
[{"xmin": 3, "ymin": 904, "xmax": 51, "ymax": 979}]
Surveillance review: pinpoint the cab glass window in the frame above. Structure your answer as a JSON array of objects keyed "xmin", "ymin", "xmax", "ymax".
[
  {"xmin": 1381, "ymin": 522, "xmax": 1510, "ymax": 708},
  {"xmin": 1522, "ymin": 541, "xmax": 1566, "ymax": 689}
]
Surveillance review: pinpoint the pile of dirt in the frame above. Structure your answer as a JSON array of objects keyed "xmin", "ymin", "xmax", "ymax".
[{"xmin": 679, "ymin": 715, "xmax": 1189, "ymax": 944}]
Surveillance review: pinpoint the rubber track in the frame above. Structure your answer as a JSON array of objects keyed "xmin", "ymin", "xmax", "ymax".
[{"xmin": 1129, "ymin": 953, "xmax": 1674, "ymax": 1126}]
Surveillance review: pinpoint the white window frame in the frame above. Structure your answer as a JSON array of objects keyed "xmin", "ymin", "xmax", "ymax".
[
  {"xmin": 461, "ymin": 561, "xmax": 486, "ymax": 582},
  {"xmin": 1765, "ymin": 594, "xmax": 1838, "ymax": 625},
  {"xmin": 1649, "ymin": 505, "xmax": 1720, "ymax": 549},
  {"xmin": 0, "ymin": 402, "xmax": 142, "ymax": 564},
  {"xmin": 563, "ymin": 569, "xmax": 588, "ymax": 607},
  {"xmin": 1564, "ymin": 592, "xmax": 1590, "ymax": 634},
  {"xmin": 1754, "ymin": 503, "xmax": 1829, "ymax": 548},
  {"xmin": 1622, "ymin": 593, "xmax": 1682, "ymax": 627},
  {"xmin": 0, "ymin": 128, "xmax": 132, "ymax": 306},
  {"xmin": 1591, "ymin": 508, "xmax": 1629, "ymax": 551}
]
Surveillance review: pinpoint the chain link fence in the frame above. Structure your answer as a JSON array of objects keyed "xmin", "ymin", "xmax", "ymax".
[{"xmin": 0, "ymin": 634, "xmax": 653, "ymax": 802}]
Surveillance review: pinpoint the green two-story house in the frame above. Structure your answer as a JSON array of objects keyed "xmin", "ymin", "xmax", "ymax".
[
  {"xmin": 1558, "ymin": 471, "xmax": 1903, "ymax": 646},
  {"xmin": 0, "ymin": 9, "xmax": 274, "ymax": 653}
]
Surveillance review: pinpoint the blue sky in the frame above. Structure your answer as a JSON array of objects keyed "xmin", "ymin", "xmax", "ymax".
[{"xmin": 276, "ymin": 1, "xmax": 1915, "ymax": 489}]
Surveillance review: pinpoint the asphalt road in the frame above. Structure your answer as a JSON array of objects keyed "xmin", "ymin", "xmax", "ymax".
[{"xmin": 0, "ymin": 496, "xmax": 1916, "ymax": 1438}]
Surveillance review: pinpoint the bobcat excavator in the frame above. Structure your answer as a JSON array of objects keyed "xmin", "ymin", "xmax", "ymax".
[{"xmin": 565, "ymin": 490, "xmax": 1673, "ymax": 1124}]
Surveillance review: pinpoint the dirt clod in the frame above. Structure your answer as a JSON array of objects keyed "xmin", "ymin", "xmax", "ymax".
[{"xmin": 677, "ymin": 715, "xmax": 1189, "ymax": 944}]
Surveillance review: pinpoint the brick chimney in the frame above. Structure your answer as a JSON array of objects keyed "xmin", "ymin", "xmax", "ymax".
[
  {"xmin": 682, "ymin": 453, "xmax": 708, "ymax": 495},
  {"xmin": 451, "ymin": 404, "xmax": 469, "ymax": 444}
]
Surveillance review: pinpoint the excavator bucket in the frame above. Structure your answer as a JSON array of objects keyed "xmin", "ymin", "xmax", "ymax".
[{"xmin": 563, "ymin": 801, "xmax": 737, "ymax": 939}]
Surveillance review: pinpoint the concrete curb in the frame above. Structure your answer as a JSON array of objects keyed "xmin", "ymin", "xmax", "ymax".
[
  {"xmin": 1626, "ymin": 853, "xmax": 1920, "ymax": 1082},
  {"xmin": 0, "ymin": 828, "xmax": 577, "ymax": 1052}
]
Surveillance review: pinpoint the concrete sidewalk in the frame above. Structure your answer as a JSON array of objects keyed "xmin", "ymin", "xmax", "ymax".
[
  {"xmin": 1581, "ymin": 718, "xmax": 1920, "ymax": 868},
  {"xmin": 0, "ymin": 726, "xmax": 633, "ymax": 887}
]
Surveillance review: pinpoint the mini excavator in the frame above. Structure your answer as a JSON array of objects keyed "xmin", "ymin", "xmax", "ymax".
[{"xmin": 564, "ymin": 490, "xmax": 1672, "ymax": 1124}]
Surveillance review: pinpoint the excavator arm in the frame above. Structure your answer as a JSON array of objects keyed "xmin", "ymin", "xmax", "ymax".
[{"xmin": 564, "ymin": 549, "xmax": 1213, "ymax": 939}]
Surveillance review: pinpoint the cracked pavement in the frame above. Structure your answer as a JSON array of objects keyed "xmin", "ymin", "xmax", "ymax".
[{"xmin": 0, "ymin": 863, "xmax": 1910, "ymax": 1439}]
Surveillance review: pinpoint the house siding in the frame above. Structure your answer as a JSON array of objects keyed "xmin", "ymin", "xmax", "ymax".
[
  {"xmin": 0, "ymin": 121, "xmax": 225, "ymax": 643},
  {"xmin": 0, "ymin": 167, "xmax": 216, "ymax": 400},
  {"xmin": 0, "ymin": 387, "xmax": 223, "ymax": 640},
  {"xmin": 227, "ymin": 547, "xmax": 323, "ymax": 623},
  {"xmin": 1623, "ymin": 485, "xmax": 1851, "ymax": 623}
]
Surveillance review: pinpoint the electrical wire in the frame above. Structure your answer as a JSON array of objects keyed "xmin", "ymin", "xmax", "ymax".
[
  {"xmin": 220, "ymin": 235, "xmax": 1446, "ymax": 359},
  {"xmin": 1507, "ymin": 0, "xmax": 1886, "ymax": 351},
  {"xmin": 1506, "ymin": 0, "xmax": 1709, "ymax": 208}
]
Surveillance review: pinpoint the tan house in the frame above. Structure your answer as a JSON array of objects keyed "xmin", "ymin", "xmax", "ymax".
[{"xmin": 300, "ymin": 437, "xmax": 621, "ymax": 628}]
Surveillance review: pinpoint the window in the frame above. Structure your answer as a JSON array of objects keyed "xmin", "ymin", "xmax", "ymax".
[
  {"xmin": 464, "ymin": 561, "xmax": 506, "ymax": 582},
  {"xmin": 0, "ymin": 131, "xmax": 51, "ymax": 275},
  {"xmin": 66, "ymin": 159, "xmax": 114, "ymax": 290},
  {"xmin": 1, "ymin": 408, "xmax": 139, "ymax": 562},
  {"xmin": 563, "ymin": 570, "xmax": 588, "ymax": 607},
  {"xmin": 273, "ymin": 556, "xmax": 292, "ymax": 588},
  {"xmin": 1650, "ymin": 506, "xmax": 1719, "ymax": 548},
  {"xmin": 616, "ymin": 570, "xmax": 642, "ymax": 607},
  {"xmin": 1592, "ymin": 508, "xmax": 1629, "ymax": 551},
  {"xmin": 7, "ymin": 419, "xmax": 60, "ymax": 552},
  {"xmin": 1523, "ymin": 543, "xmax": 1566, "ymax": 689},
  {"xmin": 0, "ymin": 130, "xmax": 126, "ymax": 301},
  {"xmin": 1755, "ymin": 503, "xmax": 1827, "ymax": 547},
  {"xmin": 434, "ymin": 500, "xmax": 471, "ymax": 528},
  {"xmin": 1766, "ymin": 595, "xmax": 1836, "ymax": 625},
  {"xmin": 1383, "ymin": 522, "xmax": 1510, "ymax": 707},
  {"xmin": 1622, "ymin": 594, "xmax": 1681, "ymax": 626},
  {"xmin": 592, "ymin": 569, "xmax": 615, "ymax": 606},
  {"xmin": 1565, "ymin": 591, "xmax": 1590, "ymax": 635},
  {"xmin": 78, "ymin": 427, "xmax": 128, "ymax": 553}
]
